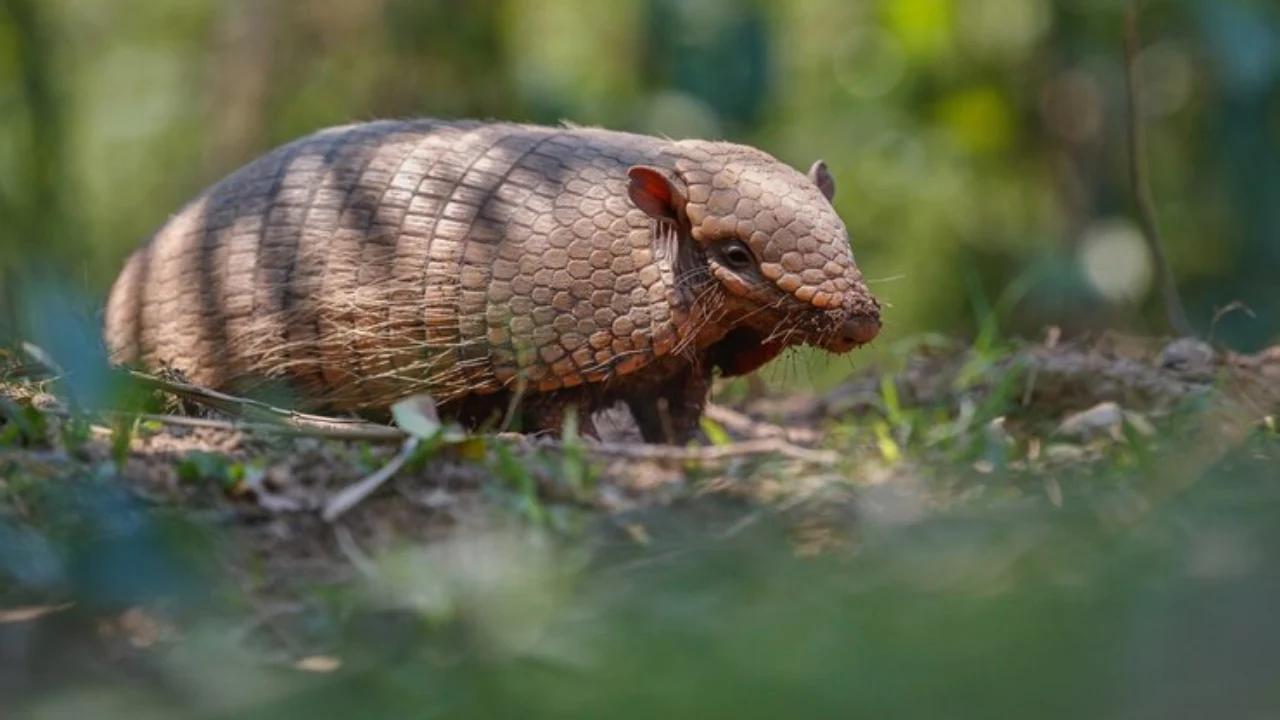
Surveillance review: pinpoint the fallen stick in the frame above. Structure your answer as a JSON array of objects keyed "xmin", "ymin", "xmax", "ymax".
[
  {"xmin": 322, "ymin": 437, "xmax": 421, "ymax": 522},
  {"xmin": 123, "ymin": 369, "xmax": 392, "ymax": 435},
  {"xmin": 704, "ymin": 403, "xmax": 821, "ymax": 445},
  {"xmin": 583, "ymin": 437, "xmax": 838, "ymax": 465}
]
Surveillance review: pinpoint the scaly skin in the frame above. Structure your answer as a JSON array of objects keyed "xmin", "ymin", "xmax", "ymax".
[{"xmin": 103, "ymin": 118, "xmax": 881, "ymax": 443}]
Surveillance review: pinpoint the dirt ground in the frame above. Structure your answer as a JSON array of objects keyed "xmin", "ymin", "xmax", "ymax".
[{"xmin": 3, "ymin": 330, "xmax": 1280, "ymax": 652}]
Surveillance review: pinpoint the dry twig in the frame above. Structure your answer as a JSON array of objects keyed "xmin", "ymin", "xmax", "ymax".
[
  {"xmin": 103, "ymin": 373, "xmax": 839, "ymax": 465},
  {"xmin": 322, "ymin": 437, "xmax": 421, "ymax": 522},
  {"xmin": 704, "ymin": 403, "xmax": 821, "ymax": 445},
  {"xmin": 584, "ymin": 437, "xmax": 838, "ymax": 465},
  {"xmin": 124, "ymin": 370, "xmax": 392, "ymax": 435},
  {"xmin": 40, "ymin": 406, "xmax": 405, "ymax": 442},
  {"xmin": 51, "ymin": 401, "xmax": 838, "ymax": 470}
]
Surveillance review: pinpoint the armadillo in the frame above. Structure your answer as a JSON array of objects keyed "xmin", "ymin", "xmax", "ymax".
[{"xmin": 103, "ymin": 118, "xmax": 881, "ymax": 443}]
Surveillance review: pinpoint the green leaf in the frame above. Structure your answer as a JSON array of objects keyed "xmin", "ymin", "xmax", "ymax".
[
  {"xmin": 492, "ymin": 442, "xmax": 545, "ymax": 526},
  {"xmin": 391, "ymin": 394, "xmax": 444, "ymax": 439},
  {"xmin": 177, "ymin": 450, "xmax": 238, "ymax": 490},
  {"xmin": 0, "ymin": 398, "xmax": 48, "ymax": 446},
  {"xmin": 392, "ymin": 394, "xmax": 469, "ymax": 442},
  {"xmin": 879, "ymin": 375, "xmax": 904, "ymax": 426},
  {"xmin": 874, "ymin": 421, "xmax": 902, "ymax": 464},
  {"xmin": 700, "ymin": 416, "xmax": 732, "ymax": 446},
  {"xmin": 110, "ymin": 416, "xmax": 135, "ymax": 469}
]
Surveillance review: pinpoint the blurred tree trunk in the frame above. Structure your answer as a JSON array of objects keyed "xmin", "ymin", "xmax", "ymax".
[
  {"xmin": 378, "ymin": 0, "xmax": 517, "ymax": 120},
  {"xmin": 203, "ymin": 0, "xmax": 281, "ymax": 178},
  {"xmin": 0, "ymin": 0, "xmax": 74, "ymax": 341},
  {"xmin": 638, "ymin": 0, "xmax": 772, "ymax": 137}
]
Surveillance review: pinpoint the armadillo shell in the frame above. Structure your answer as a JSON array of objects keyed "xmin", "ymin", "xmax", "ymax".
[{"xmin": 104, "ymin": 119, "xmax": 689, "ymax": 411}]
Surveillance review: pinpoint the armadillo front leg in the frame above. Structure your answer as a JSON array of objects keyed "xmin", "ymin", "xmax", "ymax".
[
  {"xmin": 626, "ymin": 368, "xmax": 712, "ymax": 444},
  {"xmin": 522, "ymin": 400, "xmax": 601, "ymax": 441}
]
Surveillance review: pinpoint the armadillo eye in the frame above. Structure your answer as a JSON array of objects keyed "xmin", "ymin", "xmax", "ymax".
[{"xmin": 721, "ymin": 240, "xmax": 755, "ymax": 271}]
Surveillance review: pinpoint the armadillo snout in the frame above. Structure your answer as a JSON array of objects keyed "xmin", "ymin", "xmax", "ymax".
[
  {"xmin": 838, "ymin": 313, "xmax": 880, "ymax": 348},
  {"xmin": 819, "ymin": 284, "xmax": 881, "ymax": 352},
  {"xmin": 798, "ymin": 300, "xmax": 880, "ymax": 354}
]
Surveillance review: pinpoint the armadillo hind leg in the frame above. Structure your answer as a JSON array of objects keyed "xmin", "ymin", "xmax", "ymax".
[{"xmin": 625, "ymin": 369, "xmax": 712, "ymax": 444}]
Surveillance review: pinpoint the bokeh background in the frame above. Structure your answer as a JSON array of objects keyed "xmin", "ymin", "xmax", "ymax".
[
  {"xmin": 2, "ymin": 0, "xmax": 1279, "ymax": 364},
  {"xmin": 5, "ymin": 3, "xmax": 1280, "ymax": 717}
]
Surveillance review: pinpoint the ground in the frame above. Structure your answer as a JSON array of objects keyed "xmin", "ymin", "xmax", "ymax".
[{"xmin": 3, "ymin": 330, "xmax": 1280, "ymax": 718}]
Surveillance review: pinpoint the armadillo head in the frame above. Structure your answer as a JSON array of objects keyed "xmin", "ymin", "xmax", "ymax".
[{"xmin": 626, "ymin": 141, "xmax": 881, "ymax": 377}]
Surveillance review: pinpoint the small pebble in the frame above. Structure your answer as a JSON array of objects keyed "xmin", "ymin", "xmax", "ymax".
[
  {"xmin": 1156, "ymin": 338, "xmax": 1217, "ymax": 379},
  {"xmin": 1055, "ymin": 402, "xmax": 1124, "ymax": 440}
]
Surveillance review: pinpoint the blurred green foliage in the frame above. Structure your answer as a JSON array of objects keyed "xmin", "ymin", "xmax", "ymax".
[
  {"xmin": 4, "ymin": 2, "xmax": 1280, "ymax": 716},
  {"xmin": 2, "ymin": 0, "xmax": 1279, "ymax": 366},
  {"xmin": 0, "ymin": 0, "xmax": 1274, "ymax": 361}
]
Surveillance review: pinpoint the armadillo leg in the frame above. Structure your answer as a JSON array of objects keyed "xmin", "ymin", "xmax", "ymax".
[
  {"xmin": 626, "ymin": 368, "xmax": 711, "ymax": 444},
  {"xmin": 521, "ymin": 400, "xmax": 600, "ymax": 440}
]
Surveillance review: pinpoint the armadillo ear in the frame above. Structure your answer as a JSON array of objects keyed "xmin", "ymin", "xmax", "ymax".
[
  {"xmin": 627, "ymin": 166, "xmax": 685, "ymax": 222},
  {"xmin": 808, "ymin": 159, "xmax": 835, "ymax": 202}
]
